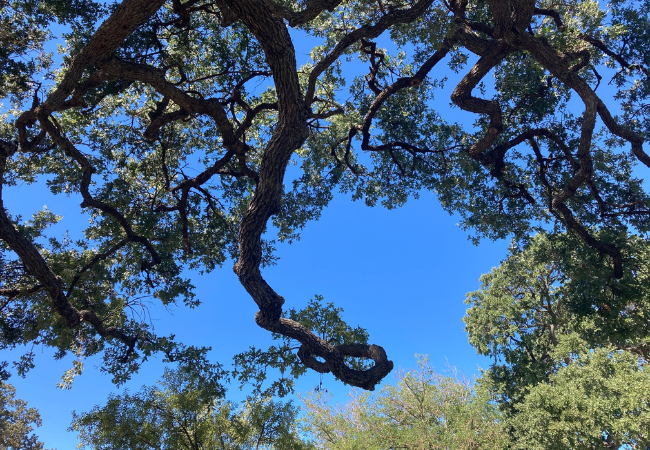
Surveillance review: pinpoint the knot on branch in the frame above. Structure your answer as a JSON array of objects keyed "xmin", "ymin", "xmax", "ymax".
[
  {"xmin": 298, "ymin": 341, "xmax": 393, "ymax": 390},
  {"xmin": 254, "ymin": 307, "xmax": 283, "ymax": 328}
]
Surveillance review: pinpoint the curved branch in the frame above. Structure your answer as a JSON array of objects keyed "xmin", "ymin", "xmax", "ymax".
[
  {"xmin": 341, "ymin": 33, "xmax": 458, "ymax": 167},
  {"xmin": 357, "ymin": 33, "xmax": 458, "ymax": 153},
  {"xmin": 39, "ymin": 116, "xmax": 162, "ymax": 270},
  {"xmin": 305, "ymin": 0, "xmax": 437, "ymax": 105},
  {"xmin": 144, "ymin": 108, "xmax": 191, "ymax": 141},
  {"xmin": 533, "ymin": 7, "xmax": 566, "ymax": 31},
  {"xmin": 227, "ymin": 0, "xmax": 393, "ymax": 390},
  {"xmin": 450, "ymin": 42, "xmax": 512, "ymax": 157},
  {"xmin": 16, "ymin": 0, "xmax": 166, "ymax": 134},
  {"xmin": 99, "ymin": 57, "xmax": 237, "ymax": 145},
  {"xmin": 580, "ymin": 34, "xmax": 650, "ymax": 80},
  {"xmin": 520, "ymin": 33, "xmax": 648, "ymax": 168}
]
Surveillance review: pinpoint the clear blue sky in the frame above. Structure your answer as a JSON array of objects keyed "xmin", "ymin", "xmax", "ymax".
[
  {"xmin": 3, "ymin": 179, "xmax": 509, "ymax": 448},
  {"xmin": 0, "ymin": 20, "xmax": 513, "ymax": 449}
]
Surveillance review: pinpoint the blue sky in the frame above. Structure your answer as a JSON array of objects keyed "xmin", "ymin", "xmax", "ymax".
[{"xmin": 3, "ymin": 176, "xmax": 509, "ymax": 448}]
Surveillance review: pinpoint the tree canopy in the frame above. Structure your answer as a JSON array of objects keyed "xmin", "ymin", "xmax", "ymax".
[
  {"xmin": 70, "ymin": 361, "xmax": 312, "ymax": 450},
  {"xmin": 464, "ymin": 231, "xmax": 650, "ymax": 448},
  {"xmin": 1, "ymin": 0, "xmax": 649, "ymax": 391},
  {"xmin": 301, "ymin": 357, "xmax": 507, "ymax": 449}
]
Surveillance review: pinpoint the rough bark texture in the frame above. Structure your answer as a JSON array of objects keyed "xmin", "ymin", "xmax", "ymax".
[{"xmin": 225, "ymin": 0, "xmax": 394, "ymax": 389}]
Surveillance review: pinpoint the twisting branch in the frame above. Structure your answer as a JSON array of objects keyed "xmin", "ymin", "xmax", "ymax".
[
  {"xmin": 351, "ymin": 33, "xmax": 458, "ymax": 157},
  {"xmin": 442, "ymin": 2, "xmax": 644, "ymax": 278},
  {"xmin": 144, "ymin": 108, "xmax": 191, "ymax": 140},
  {"xmin": 520, "ymin": 32, "xmax": 648, "ymax": 168},
  {"xmin": 533, "ymin": 7, "xmax": 566, "ymax": 31},
  {"xmin": 360, "ymin": 39, "xmax": 387, "ymax": 95},
  {"xmin": 226, "ymin": 0, "xmax": 396, "ymax": 390},
  {"xmin": 99, "ymin": 57, "xmax": 237, "ymax": 144},
  {"xmin": 305, "ymin": 0, "xmax": 437, "ymax": 105},
  {"xmin": 450, "ymin": 42, "xmax": 512, "ymax": 157},
  {"xmin": 547, "ymin": 98, "xmax": 623, "ymax": 277}
]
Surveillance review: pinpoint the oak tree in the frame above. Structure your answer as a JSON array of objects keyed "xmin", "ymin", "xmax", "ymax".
[{"xmin": 1, "ymin": 0, "xmax": 649, "ymax": 391}]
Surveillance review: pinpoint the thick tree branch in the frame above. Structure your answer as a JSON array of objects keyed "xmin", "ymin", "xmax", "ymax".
[
  {"xmin": 451, "ymin": 42, "xmax": 512, "ymax": 157},
  {"xmin": 16, "ymin": 0, "xmax": 166, "ymax": 136},
  {"xmin": 0, "ymin": 154, "xmax": 137, "ymax": 349},
  {"xmin": 227, "ymin": 0, "xmax": 393, "ymax": 390}
]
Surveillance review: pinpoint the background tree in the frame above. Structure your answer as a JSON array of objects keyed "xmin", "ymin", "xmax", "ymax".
[
  {"xmin": 0, "ymin": 0, "xmax": 649, "ymax": 391},
  {"xmin": 464, "ymin": 231, "xmax": 650, "ymax": 448},
  {"xmin": 301, "ymin": 356, "xmax": 507, "ymax": 449},
  {"xmin": 0, "ymin": 381, "xmax": 48, "ymax": 450},
  {"xmin": 511, "ymin": 349, "xmax": 650, "ymax": 449},
  {"xmin": 70, "ymin": 360, "xmax": 313, "ymax": 450}
]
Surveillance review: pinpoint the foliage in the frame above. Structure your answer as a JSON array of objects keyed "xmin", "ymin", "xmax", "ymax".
[
  {"xmin": 464, "ymin": 232, "xmax": 650, "ymax": 448},
  {"xmin": 0, "ymin": 381, "xmax": 48, "ymax": 450},
  {"xmin": 1, "ymin": 0, "xmax": 650, "ymax": 391},
  {"xmin": 70, "ymin": 361, "xmax": 313, "ymax": 450},
  {"xmin": 511, "ymin": 348, "xmax": 650, "ymax": 449},
  {"xmin": 301, "ymin": 357, "xmax": 507, "ymax": 449}
]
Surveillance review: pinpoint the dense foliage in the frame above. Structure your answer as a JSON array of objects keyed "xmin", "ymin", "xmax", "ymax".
[
  {"xmin": 1, "ymin": 0, "xmax": 649, "ymax": 392},
  {"xmin": 301, "ymin": 357, "xmax": 507, "ymax": 449},
  {"xmin": 464, "ymin": 232, "xmax": 650, "ymax": 448}
]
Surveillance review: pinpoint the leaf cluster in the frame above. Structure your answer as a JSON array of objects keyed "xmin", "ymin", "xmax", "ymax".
[{"xmin": 0, "ymin": 381, "xmax": 48, "ymax": 450}]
